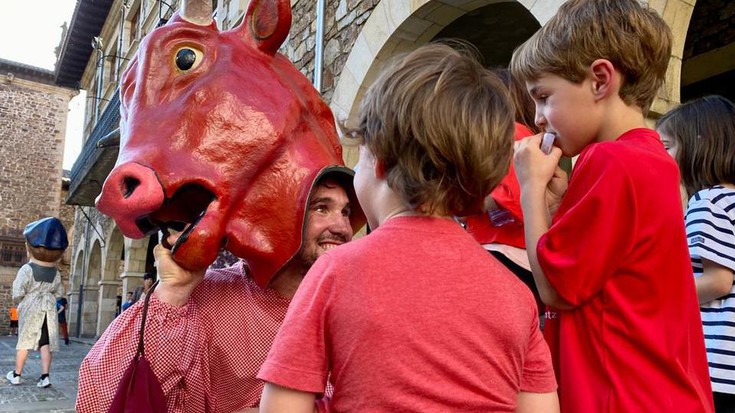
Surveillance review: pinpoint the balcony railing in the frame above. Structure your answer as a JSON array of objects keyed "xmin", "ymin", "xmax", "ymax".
[{"xmin": 66, "ymin": 91, "xmax": 120, "ymax": 206}]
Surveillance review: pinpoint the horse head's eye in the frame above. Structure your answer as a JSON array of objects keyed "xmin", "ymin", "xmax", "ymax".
[{"xmin": 175, "ymin": 47, "xmax": 203, "ymax": 72}]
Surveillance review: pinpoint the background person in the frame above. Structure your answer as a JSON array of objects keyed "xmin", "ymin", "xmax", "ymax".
[
  {"xmin": 462, "ymin": 67, "xmax": 548, "ymax": 322},
  {"xmin": 6, "ymin": 217, "xmax": 68, "ymax": 388},
  {"xmin": 121, "ymin": 291, "xmax": 134, "ymax": 312},
  {"xmin": 8, "ymin": 306, "xmax": 18, "ymax": 336},
  {"xmin": 656, "ymin": 95, "xmax": 735, "ymax": 413},
  {"xmin": 138, "ymin": 272, "xmax": 156, "ymax": 301},
  {"xmin": 56, "ymin": 296, "xmax": 69, "ymax": 346}
]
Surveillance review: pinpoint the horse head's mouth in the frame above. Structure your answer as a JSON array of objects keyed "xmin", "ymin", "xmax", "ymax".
[{"xmin": 136, "ymin": 184, "xmax": 216, "ymax": 252}]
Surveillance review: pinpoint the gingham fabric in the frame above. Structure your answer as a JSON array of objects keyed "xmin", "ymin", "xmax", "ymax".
[{"xmin": 76, "ymin": 261, "xmax": 291, "ymax": 412}]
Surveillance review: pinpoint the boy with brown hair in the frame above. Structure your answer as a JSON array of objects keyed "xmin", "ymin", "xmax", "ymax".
[
  {"xmin": 510, "ymin": 0, "xmax": 713, "ymax": 412},
  {"xmin": 257, "ymin": 42, "xmax": 558, "ymax": 412}
]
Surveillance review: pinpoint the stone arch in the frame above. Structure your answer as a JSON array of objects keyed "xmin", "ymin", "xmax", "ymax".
[
  {"xmin": 679, "ymin": 0, "xmax": 735, "ymax": 103},
  {"xmin": 330, "ymin": 0, "xmax": 697, "ymax": 148},
  {"xmin": 103, "ymin": 225, "xmax": 125, "ymax": 282},
  {"xmin": 80, "ymin": 239, "xmax": 102, "ymax": 337},
  {"xmin": 71, "ymin": 248, "xmax": 84, "ymax": 293},
  {"xmin": 86, "ymin": 239, "xmax": 102, "ymax": 287},
  {"xmin": 330, "ymin": 0, "xmax": 562, "ymax": 165},
  {"xmin": 644, "ymin": 0, "xmax": 696, "ymax": 114},
  {"xmin": 68, "ymin": 248, "xmax": 85, "ymax": 335},
  {"xmin": 97, "ymin": 225, "xmax": 125, "ymax": 335}
]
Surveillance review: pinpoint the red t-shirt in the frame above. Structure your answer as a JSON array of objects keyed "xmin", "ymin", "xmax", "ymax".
[
  {"xmin": 259, "ymin": 216, "xmax": 556, "ymax": 412},
  {"xmin": 538, "ymin": 129, "xmax": 713, "ymax": 412},
  {"xmin": 465, "ymin": 123, "xmax": 533, "ymax": 248}
]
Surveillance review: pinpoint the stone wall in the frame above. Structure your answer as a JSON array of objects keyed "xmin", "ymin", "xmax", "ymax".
[
  {"xmin": 0, "ymin": 80, "xmax": 69, "ymax": 232},
  {"xmin": 284, "ymin": 0, "xmax": 380, "ymax": 103},
  {"xmin": 0, "ymin": 74, "xmax": 74, "ymax": 335},
  {"xmin": 58, "ymin": 186, "xmax": 75, "ymax": 290}
]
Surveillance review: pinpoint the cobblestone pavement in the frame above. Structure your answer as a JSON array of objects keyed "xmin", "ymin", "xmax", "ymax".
[{"xmin": 0, "ymin": 335, "xmax": 95, "ymax": 412}]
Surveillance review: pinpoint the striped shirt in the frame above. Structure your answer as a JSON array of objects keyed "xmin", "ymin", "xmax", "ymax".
[{"xmin": 686, "ymin": 185, "xmax": 735, "ymax": 395}]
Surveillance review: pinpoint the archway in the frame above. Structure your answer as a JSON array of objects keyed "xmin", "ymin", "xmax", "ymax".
[
  {"xmin": 330, "ymin": 0, "xmax": 563, "ymax": 166},
  {"xmin": 330, "ymin": 0, "xmax": 692, "ymax": 151},
  {"xmin": 97, "ymin": 226, "xmax": 125, "ymax": 336},
  {"xmin": 680, "ymin": 0, "xmax": 735, "ymax": 103},
  {"xmin": 68, "ymin": 249, "xmax": 84, "ymax": 336},
  {"xmin": 81, "ymin": 239, "xmax": 101, "ymax": 338}
]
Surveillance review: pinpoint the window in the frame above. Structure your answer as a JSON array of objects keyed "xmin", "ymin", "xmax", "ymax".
[{"xmin": 0, "ymin": 237, "xmax": 26, "ymax": 267}]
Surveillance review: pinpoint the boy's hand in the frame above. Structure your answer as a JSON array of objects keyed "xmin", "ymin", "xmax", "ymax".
[
  {"xmin": 153, "ymin": 232, "xmax": 206, "ymax": 307},
  {"xmin": 546, "ymin": 166, "xmax": 568, "ymax": 216},
  {"xmin": 514, "ymin": 133, "xmax": 563, "ymax": 194}
]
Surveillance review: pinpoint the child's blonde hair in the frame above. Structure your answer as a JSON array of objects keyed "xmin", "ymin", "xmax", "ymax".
[
  {"xmin": 510, "ymin": 0, "xmax": 672, "ymax": 113},
  {"xmin": 656, "ymin": 95, "xmax": 735, "ymax": 197},
  {"xmin": 346, "ymin": 41, "xmax": 514, "ymax": 216}
]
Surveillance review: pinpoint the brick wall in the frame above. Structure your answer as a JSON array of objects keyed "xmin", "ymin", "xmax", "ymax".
[{"xmin": 0, "ymin": 75, "xmax": 73, "ymax": 335}]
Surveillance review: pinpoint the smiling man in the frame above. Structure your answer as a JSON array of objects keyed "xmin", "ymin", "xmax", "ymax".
[{"xmin": 76, "ymin": 171, "xmax": 364, "ymax": 413}]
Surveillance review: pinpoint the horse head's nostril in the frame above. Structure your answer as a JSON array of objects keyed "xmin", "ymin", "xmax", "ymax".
[{"xmin": 123, "ymin": 177, "xmax": 141, "ymax": 199}]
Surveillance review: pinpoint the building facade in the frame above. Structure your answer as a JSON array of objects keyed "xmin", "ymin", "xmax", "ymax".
[
  {"xmin": 61, "ymin": 0, "xmax": 735, "ymax": 338},
  {"xmin": 0, "ymin": 61, "xmax": 76, "ymax": 335}
]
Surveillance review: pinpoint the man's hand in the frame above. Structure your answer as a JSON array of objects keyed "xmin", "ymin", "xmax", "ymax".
[{"xmin": 153, "ymin": 232, "xmax": 206, "ymax": 307}]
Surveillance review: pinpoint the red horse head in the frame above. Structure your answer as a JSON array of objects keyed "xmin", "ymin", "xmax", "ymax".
[{"xmin": 96, "ymin": 0, "xmax": 364, "ymax": 287}]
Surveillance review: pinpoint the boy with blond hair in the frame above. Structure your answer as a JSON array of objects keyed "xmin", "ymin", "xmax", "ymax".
[
  {"xmin": 510, "ymin": 0, "xmax": 713, "ymax": 411},
  {"xmin": 257, "ymin": 42, "xmax": 558, "ymax": 412}
]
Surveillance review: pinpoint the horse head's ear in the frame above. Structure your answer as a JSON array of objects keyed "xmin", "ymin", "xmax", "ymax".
[
  {"xmin": 240, "ymin": 0, "xmax": 291, "ymax": 55},
  {"xmin": 180, "ymin": 0, "xmax": 214, "ymax": 26}
]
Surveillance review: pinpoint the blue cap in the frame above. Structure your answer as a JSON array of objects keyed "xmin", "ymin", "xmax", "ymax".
[{"xmin": 23, "ymin": 217, "xmax": 69, "ymax": 250}]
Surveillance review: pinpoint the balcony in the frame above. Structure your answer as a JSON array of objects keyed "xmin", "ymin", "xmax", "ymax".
[{"xmin": 66, "ymin": 91, "xmax": 120, "ymax": 206}]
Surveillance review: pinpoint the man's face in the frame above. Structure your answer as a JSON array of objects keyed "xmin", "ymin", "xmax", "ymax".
[
  {"xmin": 126, "ymin": 293, "xmax": 133, "ymax": 301},
  {"xmin": 300, "ymin": 181, "xmax": 354, "ymax": 267},
  {"xmin": 143, "ymin": 279, "xmax": 153, "ymax": 289}
]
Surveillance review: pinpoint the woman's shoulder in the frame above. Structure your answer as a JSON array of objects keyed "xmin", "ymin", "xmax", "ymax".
[{"xmin": 690, "ymin": 186, "xmax": 735, "ymax": 208}]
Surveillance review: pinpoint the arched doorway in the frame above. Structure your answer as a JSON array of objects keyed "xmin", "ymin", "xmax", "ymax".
[
  {"xmin": 330, "ymin": 0, "xmax": 696, "ymax": 143},
  {"xmin": 680, "ymin": 0, "xmax": 735, "ymax": 103},
  {"xmin": 330, "ymin": 0, "xmax": 562, "ymax": 166}
]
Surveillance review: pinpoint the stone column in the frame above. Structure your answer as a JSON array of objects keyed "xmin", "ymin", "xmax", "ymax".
[
  {"xmin": 96, "ymin": 280, "xmax": 122, "ymax": 336},
  {"xmin": 67, "ymin": 291, "xmax": 79, "ymax": 335},
  {"xmin": 80, "ymin": 286, "xmax": 99, "ymax": 338}
]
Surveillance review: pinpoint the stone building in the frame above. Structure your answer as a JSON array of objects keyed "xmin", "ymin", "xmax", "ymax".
[
  {"xmin": 62, "ymin": 0, "xmax": 735, "ymax": 338},
  {"xmin": 0, "ymin": 60, "xmax": 76, "ymax": 335}
]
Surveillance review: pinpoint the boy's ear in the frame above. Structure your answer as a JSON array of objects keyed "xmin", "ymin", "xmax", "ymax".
[
  {"xmin": 374, "ymin": 158, "xmax": 387, "ymax": 179},
  {"xmin": 589, "ymin": 59, "xmax": 616, "ymax": 101}
]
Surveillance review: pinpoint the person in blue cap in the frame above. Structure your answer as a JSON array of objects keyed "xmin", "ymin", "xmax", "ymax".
[{"xmin": 6, "ymin": 217, "xmax": 68, "ymax": 388}]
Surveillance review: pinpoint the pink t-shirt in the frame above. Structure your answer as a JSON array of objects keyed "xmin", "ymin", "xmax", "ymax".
[
  {"xmin": 259, "ymin": 216, "xmax": 556, "ymax": 412},
  {"xmin": 539, "ymin": 129, "xmax": 713, "ymax": 412}
]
